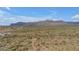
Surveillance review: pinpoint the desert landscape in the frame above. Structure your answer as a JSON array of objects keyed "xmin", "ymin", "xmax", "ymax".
[
  {"xmin": 0, "ymin": 20, "xmax": 79, "ymax": 51},
  {"xmin": 0, "ymin": 7, "xmax": 79, "ymax": 51}
]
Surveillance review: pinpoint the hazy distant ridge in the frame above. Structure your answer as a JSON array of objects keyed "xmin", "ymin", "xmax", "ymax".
[{"xmin": 10, "ymin": 20, "xmax": 79, "ymax": 27}]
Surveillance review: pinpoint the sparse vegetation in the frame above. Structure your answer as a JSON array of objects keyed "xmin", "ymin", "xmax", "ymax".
[{"xmin": 0, "ymin": 26, "xmax": 79, "ymax": 51}]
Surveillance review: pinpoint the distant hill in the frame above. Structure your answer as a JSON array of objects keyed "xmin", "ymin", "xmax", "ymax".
[
  {"xmin": 10, "ymin": 20, "xmax": 79, "ymax": 27},
  {"xmin": 10, "ymin": 20, "xmax": 66, "ymax": 27},
  {"xmin": 66, "ymin": 22, "xmax": 79, "ymax": 25}
]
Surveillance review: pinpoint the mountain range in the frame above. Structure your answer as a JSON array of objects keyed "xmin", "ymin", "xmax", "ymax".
[{"xmin": 10, "ymin": 20, "xmax": 79, "ymax": 27}]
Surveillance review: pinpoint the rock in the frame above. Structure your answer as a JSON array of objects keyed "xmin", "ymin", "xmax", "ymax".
[{"xmin": 0, "ymin": 32, "xmax": 11, "ymax": 36}]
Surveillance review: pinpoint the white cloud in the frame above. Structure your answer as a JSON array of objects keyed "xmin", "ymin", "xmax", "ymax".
[
  {"xmin": 49, "ymin": 9, "xmax": 57, "ymax": 18},
  {"xmin": 0, "ymin": 10, "xmax": 46, "ymax": 25},
  {"xmin": 50, "ymin": 10, "xmax": 56, "ymax": 16},
  {"xmin": 5, "ymin": 7, "xmax": 11, "ymax": 11},
  {"xmin": 0, "ymin": 9, "xmax": 63, "ymax": 25},
  {"xmin": 53, "ymin": 18, "xmax": 62, "ymax": 21},
  {"xmin": 72, "ymin": 14, "xmax": 79, "ymax": 20}
]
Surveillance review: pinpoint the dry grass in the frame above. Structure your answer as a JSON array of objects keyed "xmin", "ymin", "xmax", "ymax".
[{"xmin": 0, "ymin": 26, "xmax": 79, "ymax": 51}]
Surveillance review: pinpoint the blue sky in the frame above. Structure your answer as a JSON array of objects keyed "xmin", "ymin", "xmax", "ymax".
[{"xmin": 0, "ymin": 7, "xmax": 79, "ymax": 25}]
